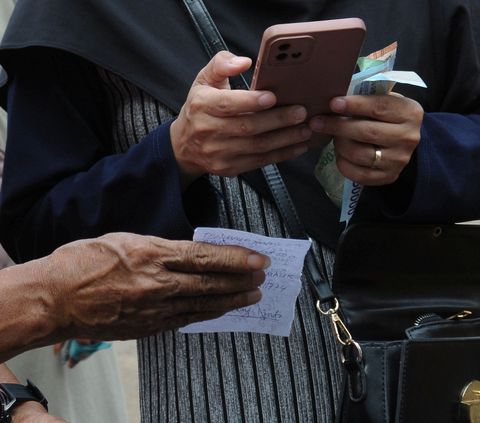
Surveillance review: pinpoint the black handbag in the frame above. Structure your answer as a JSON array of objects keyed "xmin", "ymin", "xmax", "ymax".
[
  {"xmin": 181, "ymin": 2, "xmax": 480, "ymax": 422},
  {"xmin": 334, "ymin": 223, "xmax": 480, "ymax": 423}
]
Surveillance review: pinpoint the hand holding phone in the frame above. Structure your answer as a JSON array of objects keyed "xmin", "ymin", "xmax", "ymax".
[{"xmin": 250, "ymin": 18, "xmax": 366, "ymax": 119}]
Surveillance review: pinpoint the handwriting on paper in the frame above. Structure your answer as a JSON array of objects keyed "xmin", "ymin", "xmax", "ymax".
[{"xmin": 180, "ymin": 228, "xmax": 311, "ymax": 337}]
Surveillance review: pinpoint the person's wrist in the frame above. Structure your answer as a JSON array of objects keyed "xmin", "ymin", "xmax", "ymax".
[
  {"xmin": 169, "ymin": 119, "xmax": 205, "ymax": 191},
  {"xmin": 43, "ymin": 237, "xmax": 125, "ymax": 341},
  {"xmin": 36, "ymin": 251, "xmax": 77, "ymax": 341},
  {"xmin": 10, "ymin": 400, "xmax": 48, "ymax": 420},
  {"xmin": 0, "ymin": 257, "xmax": 63, "ymax": 359},
  {"xmin": 0, "ymin": 378, "xmax": 48, "ymax": 423}
]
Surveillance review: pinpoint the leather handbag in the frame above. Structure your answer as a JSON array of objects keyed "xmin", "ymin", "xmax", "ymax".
[
  {"xmin": 334, "ymin": 223, "xmax": 480, "ymax": 423},
  {"xmin": 181, "ymin": 2, "xmax": 480, "ymax": 422}
]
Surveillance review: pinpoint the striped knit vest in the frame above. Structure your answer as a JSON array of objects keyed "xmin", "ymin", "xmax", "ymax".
[{"xmin": 97, "ymin": 66, "xmax": 343, "ymax": 423}]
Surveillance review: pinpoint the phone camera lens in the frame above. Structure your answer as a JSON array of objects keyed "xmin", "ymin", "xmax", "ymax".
[
  {"xmin": 291, "ymin": 52, "xmax": 302, "ymax": 59},
  {"xmin": 276, "ymin": 53, "xmax": 288, "ymax": 61},
  {"xmin": 278, "ymin": 43, "xmax": 290, "ymax": 51}
]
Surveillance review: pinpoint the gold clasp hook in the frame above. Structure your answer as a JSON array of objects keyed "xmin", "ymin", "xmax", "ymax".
[
  {"xmin": 316, "ymin": 299, "xmax": 362, "ymax": 363},
  {"xmin": 316, "ymin": 299, "xmax": 353, "ymax": 347}
]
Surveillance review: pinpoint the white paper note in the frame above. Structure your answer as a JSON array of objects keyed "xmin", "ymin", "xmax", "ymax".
[{"xmin": 180, "ymin": 228, "xmax": 311, "ymax": 337}]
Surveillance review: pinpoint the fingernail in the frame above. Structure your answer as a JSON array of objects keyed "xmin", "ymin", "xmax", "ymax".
[
  {"xmin": 252, "ymin": 270, "xmax": 266, "ymax": 286},
  {"xmin": 246, "ymin": 289, "xmax": 263, "ymax": 304},
  {"xmin": 331, "ymin": 97, "xmax": 347, "ymax": 112},
  {"xmin": 294, "ymin": 144, "xmax": 308, "ymax": 156},
  {"xmin": 310, "ymin": 117, "xmax": 325, "ymax": 131},
  {"xmin": 294, "ymin": 106, "xmax": 307, "ymax": 122},
  {"xmin": 258, "ymin": 93, "xmax": 275, "ymax": 107},
  {"xmin": 229, "ymin": 56, "xmax": 248, "ymax": 66},
  {"xmin": 248, "ymin": 253, "xmax": 271, "ymax": 269}
]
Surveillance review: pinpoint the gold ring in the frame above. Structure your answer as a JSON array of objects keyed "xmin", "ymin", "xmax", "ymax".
[{"xmin": 371, "ymin": 145, "xmax": 382, "ymax": 168}]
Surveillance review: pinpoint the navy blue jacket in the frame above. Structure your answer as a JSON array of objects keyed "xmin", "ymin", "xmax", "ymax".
[{"xmin": 0, "ymin": 0, "xmax": 479, "ymax": 262}]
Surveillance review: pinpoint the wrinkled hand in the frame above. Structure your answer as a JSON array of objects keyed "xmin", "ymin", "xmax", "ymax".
[
  {"xmin": 12, "ymin": 402, "xmax": 67, "ymax": 423},
  {"xmin": 46, "ymin": 233, "xmax": 270, "ymax": 341},
  {"xmin": 309, "ymin": 93, "xmax": 423, "ymax": 185},
  {"xmin": 170, "ymin": 51, "xmax": 311, "ymax": 188}
]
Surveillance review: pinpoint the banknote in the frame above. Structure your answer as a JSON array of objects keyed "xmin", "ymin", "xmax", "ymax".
[{"xmin": 313, "ymin": 139, "xmax": 344, "ymax": 207}]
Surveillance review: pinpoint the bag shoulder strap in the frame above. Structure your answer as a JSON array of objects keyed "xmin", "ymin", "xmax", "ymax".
[
  {"xmin": 180, "ymin": 0, "xmax": 335, "ymax": 304},
  {"xmin": 180, "ymin": 0, "xmax": 249, "ymax": 90}
]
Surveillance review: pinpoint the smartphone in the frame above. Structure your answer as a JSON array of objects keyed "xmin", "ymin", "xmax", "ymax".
[{"xmin": 250, "ymin": 18, "xmax": 366, "ymax": 119}]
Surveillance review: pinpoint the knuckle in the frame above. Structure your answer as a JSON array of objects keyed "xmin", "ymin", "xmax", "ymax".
[
  {"xmin": 371, "ymin": 96, "xmax": 390, "ymax": 117},
  {"xmin": 190, "ymin": 120, "xmax": 210, "ymax": 141},
  {"xmin": 277, "ymin": 148, "xmax": 292, "ymax": 163},
  {"xmin": 277, "ymin": 108, "xmax": 292, "ymax": 125},
  {"xmin": 200, "ymin": 143, "xmax": 220, "ymax": 161},
  {"xmin": 392, "ymin": 150, "xmax": 412, "ymax": 169},
  {"xmin": 253, "ymin": 152, "xmax": 272, "ymax": 169},
  {"xmin": 283, "ymin": 106, "xmax": 302, "ymax": 125},
  {"xmin": 188, "ymin": 93, "xmax": 206, "ymax": 115},
  {"xmin": 181, "ymin": 272, "xmax": 201, "ymax": 292},
  {"xmin": 235, "ymin": 116, "xmax": 254, "ymax": 135},
  {"xmin": 250, "ymin": 134, "xmax": 269, "ymax": 153},
  {"xmin": 360, "ymin": 122, "xmax": 381, "ymax": 143},
  {"xmin": 350, "ymin": 148, "xmax": 367, "ymax": 165},
  {"xmin": 258, "ymin": 147, "xmax": 290, "ymax": 168},
  {"xmin": 217, "ymin": 92, "xmax": 235, "ymax": 114},
  {"xmin": 193, "ymin": 273, "xmax": 212, "ymax": 295},
  {"xmin": 405, "ymin": 131, "xmax": 421, "ymax": 148},
  {"xmin": 324, "ymin": 118, "xmax": 341, "ymax": 136},
  {"xmin": 408, "ymin": 100, "xmax": 424, "ymax": 122},
  {"xmin": 184, "ymin": 242, "xmax": 213, "ymax": 269}
]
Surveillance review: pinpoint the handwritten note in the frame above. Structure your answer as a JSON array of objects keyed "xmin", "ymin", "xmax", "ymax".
[{"xmin": 180, "ymin": 228, "xmax": 311, "ymax": 337}]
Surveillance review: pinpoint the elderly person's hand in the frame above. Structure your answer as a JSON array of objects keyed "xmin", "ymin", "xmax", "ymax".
[
  {"xmin": 0, "ymin": 232, "xmax": 269, "ymax": 363},
  {"xmin": 47, "ymin": 232, "xmax": 269, "ymax": 341},
  {"xmin": 309, "ymin": 93, "xmax": 424, "ymax": 185},
  {"xmin": 170, "ymin": 51, "xmax": 312, "ymax": 189}
]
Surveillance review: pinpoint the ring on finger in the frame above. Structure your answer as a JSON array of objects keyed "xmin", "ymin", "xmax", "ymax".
[{"xmin": 371, "ymin": 145, "xmax": 382, "ymax": 169}]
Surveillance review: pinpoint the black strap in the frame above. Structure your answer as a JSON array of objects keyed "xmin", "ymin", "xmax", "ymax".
[
  {"xmin": 180, "ymin": 0, "xmax": 335, "ymax": 304},
  {"xmin": 180, "ymin": 0, "xmax": 249, "ymax": 91},
  {"xmin": 261, "ymin": 165, "xmax": 336, "ymax": 303},
  {"xmin": 0, "ymin": 380, "xmax": 48, "ymax": 411}
]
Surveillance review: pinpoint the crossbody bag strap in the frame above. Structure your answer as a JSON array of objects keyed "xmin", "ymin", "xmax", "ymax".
[
  {"xmin": 180, "ymin": 0, "xmax": 249, "ymax": 90},
  {"xmin": 180, "ymin": 0, "xmax": 335, "ymax": 304},
  {"xmin": 181, "ymin": 0, "xmax": 366, "ymax": 403}
]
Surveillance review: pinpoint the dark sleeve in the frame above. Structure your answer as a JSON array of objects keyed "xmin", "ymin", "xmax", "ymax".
[
  {"xmin": 363, "ymin": 1, "xmax": 480, "ymax": 223},
  {"xmin": 367, "ymin": 113, "xmax": 480, "ymax": 222},
  {"xmin": 0, "ymin": 53, "xmax": 218, "ymax": 263}
]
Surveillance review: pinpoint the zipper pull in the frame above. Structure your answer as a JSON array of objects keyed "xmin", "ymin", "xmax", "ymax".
[{"xmin": 446, "ymin": 310, "xmax": 472, "ymax": 320}]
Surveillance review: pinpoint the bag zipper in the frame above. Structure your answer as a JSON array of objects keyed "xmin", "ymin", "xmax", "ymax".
[{"xmin": 414, "ymin": 310, "xmax": 472, "ymax": 326}]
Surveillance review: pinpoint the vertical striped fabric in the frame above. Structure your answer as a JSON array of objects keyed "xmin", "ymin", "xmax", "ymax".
[{"xmin": 97, "ymin": 67, "xmax": 344, "ymax": 423}]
